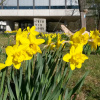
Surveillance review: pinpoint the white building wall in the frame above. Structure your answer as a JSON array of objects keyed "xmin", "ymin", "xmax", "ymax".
[{"xmin": 0, "ymin": 9, "xmax": 80, "ymax": 16}]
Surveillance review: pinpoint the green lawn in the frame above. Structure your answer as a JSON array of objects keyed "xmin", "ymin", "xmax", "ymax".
[
  {"xmin": 0, "ymin": 33, "xmax": 100, "ymax": 100},
  {"xmin": 69, "ymin": 54, "xmax": 100, "ymax": 100}
]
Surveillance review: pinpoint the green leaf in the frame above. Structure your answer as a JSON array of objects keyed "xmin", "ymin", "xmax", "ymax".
[
  {"xmin": 7, "ymin": 78, "xmax": 15, "ymax": 100},
  {"xmin": 65, "ymin": 69, "xmax": 73, "ymax": 84},
  {"xmin": 12, "ymin": 69, "xmax": 19, "ymax": 100},
  {"xmin": 36, "ymin": 53, "xmax": 44, "ymax": 82},
  {"xmin": 3, "ymin": 86, "xmax": 8, "ymax": 100},
  {"xmin": 38, "ymin": 89, "xmax": 42, "ymax": 100},
  {"xmin": 66, "ymin": 71, "xmax": 89, "ymax": 100},
  {"xmin": 19, "ymin": 67, "xmax": 23, "ymax": 89},
  {"xmin": 0, "ymin": 92, "xmax": 3, "ymax": 100},
  {"xmin": 64, "ymin": 89, "xmax": 68, "ymax": 100},
  {"xmin": 45, "ymin": 79, "xmax": 62, "ymax": 100},
  {"xmin": 44, "ymin": 85, "xmax": 53, "ymax": 100},
  {"xmin": 0, "ymin": 69, "xmax": 6, "ymax": 95}
]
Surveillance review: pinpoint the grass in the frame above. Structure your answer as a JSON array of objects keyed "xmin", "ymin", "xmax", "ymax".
[
  {"xmin": 0, "ymin": 33, "xmax": 100, "ymax": 100},
  {"xmin": 69, "ymin": 54, "xmax": 100, "ymax": 100}
]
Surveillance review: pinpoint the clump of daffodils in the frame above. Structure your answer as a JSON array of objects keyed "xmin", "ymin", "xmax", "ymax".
[
  {"xmin": 63, "ymin": 27, "xmax": 100, "ymax": 70},
  {"xmin": 0, "ymin": 26, "xmax": 45, "ymax": 70},
  {"xmin": 0, "ymin": 26, "xmax": 100, "ymax": 71},
  {"xmin": 44, "ymin": 33, "xmax": 65, "ymax": 49}
]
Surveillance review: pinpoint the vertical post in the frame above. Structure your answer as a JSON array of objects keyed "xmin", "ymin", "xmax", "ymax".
[
  {"xmin": 49, "ymin": 0, "xmax": 51, "ymax": 9},
  {"xmin": 17, "ymin": 0, "xmax": 19, "ymax": 9},
  {"xmin": 33, "ymin": 0, "xmax": 35, "ymax": 9},
  {"xmin": 65, "ymin": 0, "xmax": 67, "ymax": 9},
  {"xmin": 1, "ymin": 0, "xmax": 3, "ymax": 9}
]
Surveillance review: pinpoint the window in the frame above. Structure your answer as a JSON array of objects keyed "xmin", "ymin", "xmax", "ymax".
[
  {"xmin": 51, "ymin": 0, "xmax": 65, "ymax": 9},
  {"xmin": 67, "ymin": 0, "xmax": 79, "ymax": 9},
  {"xmin": 19, "ymin": 0, "xmax": 33, "ymax": 9},
  {"xmin": 35, "ymin": 0, "xmax": 49, "ymax": 9},
  {"xmin": 3, "ymin": 0, "xmax": 17, "ymax": 9}
]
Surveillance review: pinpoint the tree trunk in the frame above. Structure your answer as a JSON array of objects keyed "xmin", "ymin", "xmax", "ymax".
[
  {"xmin": 78, "ymin": 0, "xmax": 86, "ymax": 28},
  {"xmin": 97, "ymin": 14, "xmax": 100, "ymax": 32},
  {"xmin": 80, "ymin": 12, "xmax": 86, "ymax": 28}
]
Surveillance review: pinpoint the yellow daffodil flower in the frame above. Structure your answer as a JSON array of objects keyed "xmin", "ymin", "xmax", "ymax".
[
  {"xmin": 46, "ymin": 35, "xmax": 56, "ymax": 49},
  {"xmin": 25, "ymin": 34, "xmax": 45, "ymax": 55},
  {"xmin": 70, "ymin": 27, "xmax": 89, "ymax": 47},
  {"xmin": 2, "ymin": 45, "xmax": 29, "ymax": 69},
  {"xmin": 88, "ymin": 30, "xmax": 100, "ymax": 50},
  {"xmin": 63, "ymin": 45, "xmax": 88, "ymax": 70},
  {"xmin": 0, "ymin": 26, "xmax": 45, "ymax": 70},
  {"xmin": 56, "ymin": 34, "xmax": 65, "ymax": 49}
]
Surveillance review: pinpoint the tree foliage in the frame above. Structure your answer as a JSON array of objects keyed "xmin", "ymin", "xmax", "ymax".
[{"xmin": 86, "ymin": 0, "xmax": 100, "ymax": 30}]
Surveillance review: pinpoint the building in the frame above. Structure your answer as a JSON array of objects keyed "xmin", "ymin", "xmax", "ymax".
[{"xmin": 0, "ymin": 0, "xmax": 80, "ymax": 32}]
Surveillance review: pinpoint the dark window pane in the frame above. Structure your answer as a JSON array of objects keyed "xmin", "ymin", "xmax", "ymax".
[
  {"xmin": 67, "ymin": 6, "xmax": 79, "ymax": 9},
  {"xmin": 3, "ymin": 6, "xmax": 17, "ymax": 9},
  {"xmin": 19, "ymin": 6, "xmax": 33, "ymax": 9},
  {"xmin": 35, "ymin": 6, "xmax": 49, "ymax": 9},
  {"xmin": 51, "ymin": 6, "xmax": 65, "ymax": 9}
]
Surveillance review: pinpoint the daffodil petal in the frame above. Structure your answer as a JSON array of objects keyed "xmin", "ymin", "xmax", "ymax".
[
  {"xmin": 63, "ymin": 53, "xmax": 71, "ymax": 62},
  {"xmin": 76, "ymin": 63, "xmax": 82, "ymax": 68},
  {"xmin": 75, "ymin": 44, "xmax": 83, "ymax": 54},
  {"xmin": 6, "ymin": 46, "xmax": 14, "ymax": 55},
  {"xmin": 70, "ymin": 46, "xmax": 75, "ymax": 55},
  {"xmin": 35, "ymin": 39, "xmax": 45, "ymax": 45},
  {"xmin": 0, "ymin": 63, "xmax": 6, "ymax": 70},
  {"xmin": 5, "ymin": 56, "xmax": 13, "ymax": 66},
  {"xmin": 70, "ymin": 63, "xmax": 75, "ymax": 70},
  {"xmin": 13, "ymin": 63, "xmax": 21, "ymax": 69}
]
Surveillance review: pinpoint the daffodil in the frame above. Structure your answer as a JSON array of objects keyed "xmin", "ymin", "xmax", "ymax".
[
  {"xmin": 16, "ymin": 26, "xmax": 45, "ymax": 55},
  {"xmin": 46, "ymin": 35, "xmax": 56, "ymax": 49},
  {"xmin": 70, "ymin": 27, "xmax": 89, "ymax": 47},
  {"xmin": 63, "ymin": 45, "xmax": 88, "ymax": 70},
  {"xmin": 56, "ymin": 34, "xmax": 65, "ymax": 49},
  {"xmin": 0, "ymin": 26, "xmax": 45, "ymax": 70},
  {"xmin": 16, "ymin": 26, "xmax": 39, "ymax": 45},
  {"xmin": 29, "ymin": 26, "xmax": 39, "ymax": 36},
  {"xmin": 26, "ymin": 34, "xmax": 45, "ymax": 55},
  {"xmin": 2, "ymin": 45, "xmax": 30, "ymax": 69},
  {"xmin": 88, "ymin": 30, "xmax": 100, "ymax": 50}
]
